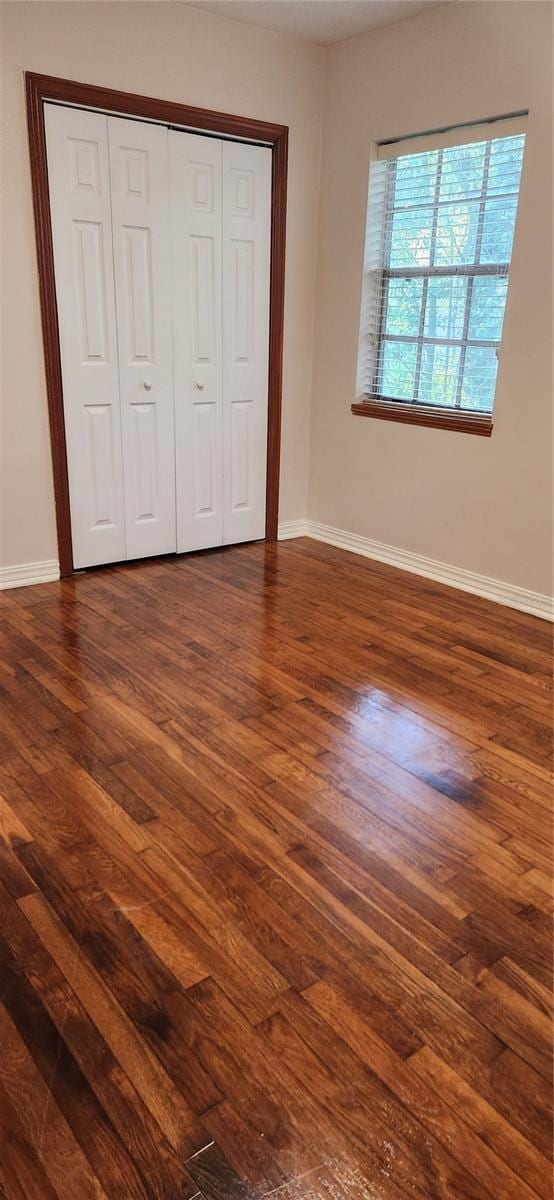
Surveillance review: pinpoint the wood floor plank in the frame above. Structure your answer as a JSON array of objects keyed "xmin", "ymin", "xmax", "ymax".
[
  {"xmin": 0, "ymin": 998, "xmax": 109, "ymax": 1200},
  {"xmin": 0, "ymin": 1079, "xmax": 62, "ymax": 1200},
  {"xmin": 0, "ymin": 540, "xmax": 551, "ymax": 1199},
  {"xmin": 17, "ymin": 890, "xmax": 207, "ymax": 1157}
]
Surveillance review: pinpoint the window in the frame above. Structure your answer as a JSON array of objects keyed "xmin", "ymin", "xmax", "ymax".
[{"xmin": 354, "ymin": 116, "xmax": 526, "ymax": 434}]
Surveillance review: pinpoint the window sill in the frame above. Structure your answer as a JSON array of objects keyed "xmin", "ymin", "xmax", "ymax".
[{"xmin": 351, "ymin": 400, "xmax": 493, "ymax": 436}]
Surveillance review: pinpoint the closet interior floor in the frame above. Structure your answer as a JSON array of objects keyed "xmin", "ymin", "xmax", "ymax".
[{"xmin": 0, "ymin": 538, "xmax": 552, "ymax": 1200}]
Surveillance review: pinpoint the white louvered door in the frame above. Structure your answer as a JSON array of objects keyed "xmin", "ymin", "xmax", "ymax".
[
  {"xmin": 46, "ymin": 106, "xmax": 271, "ymax": 569},
  {"xmin": 108, "ymin": 117, "xmax": 176, "ymax": 560},
  {"xmin": 45, "ymin": 104, "xmax": 126, "ymax": 569}
]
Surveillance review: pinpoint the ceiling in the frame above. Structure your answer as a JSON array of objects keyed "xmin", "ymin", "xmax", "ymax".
[{"xmin": 185, "ymin": 1, "xmax": 445, "ymax": 46}]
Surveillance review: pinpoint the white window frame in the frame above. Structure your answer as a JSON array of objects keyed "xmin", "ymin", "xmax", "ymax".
[{"xmin": 355, "ymin": 113, "xmax": 527, "ymax": 435}]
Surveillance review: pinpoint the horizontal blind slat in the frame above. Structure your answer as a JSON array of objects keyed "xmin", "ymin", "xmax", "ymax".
[{"xmin": 360, "ymin": 126, "xmax": 525, "ymax": 411}]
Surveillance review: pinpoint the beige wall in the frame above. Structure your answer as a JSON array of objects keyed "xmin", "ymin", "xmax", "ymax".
[
  {"xmin": 1, "ymin": 1, "xmax": 552, "ymax": 598},
  {"xmin": 309, "ymin": 1, "xmax": 553, "ymax": 596},
  {"xmin": 0, "ymin": 1, "xmax": 323, "ymax": 569}
]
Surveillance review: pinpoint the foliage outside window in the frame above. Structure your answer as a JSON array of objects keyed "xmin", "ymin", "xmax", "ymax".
[{"xmin": 357, "ymin": 120, "xmax": 526, "ymax": 425}]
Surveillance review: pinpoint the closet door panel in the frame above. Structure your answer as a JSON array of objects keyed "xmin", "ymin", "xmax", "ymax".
[
  {"xmin": 222, "ymin": 142, "xmax": 271, "ymax": 545},
  {"xmin": 170, "ymin": 133, "xmax": 223, "ymax": 552},
  {"xmin": 44, "ymin": 104, "xmax": 126, "ymax": 569},
  {"xmin": 108, "ymin": 117, "xmax": 176, "ymax": 559}
]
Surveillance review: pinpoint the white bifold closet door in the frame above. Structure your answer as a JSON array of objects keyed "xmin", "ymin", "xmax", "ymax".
[
  {"xmin": 44, "ymin": 105, "xmax": 126, "ymax": 568},
  {"xmin": 45, "ymin": 104, "xmax": 176, "ymax": 568},
  {"xmin": 45, "ymin": 104, "xmax": 271, "ymax": 569},
  {"xmin": 170, "ymin": 132, "xmax": 271, "ymax": 553},
  {"xmin": 170, "ymin": 133, "xmax": 223, "ymax": 552},
  {"xmin": 108, "ymin": 116, "xmax": 176, "ymax": 562}
]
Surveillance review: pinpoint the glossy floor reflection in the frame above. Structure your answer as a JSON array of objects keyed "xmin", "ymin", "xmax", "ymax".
[{"xmin": 0, "ymin": 538, "xmax": 551, "ymax": 1199}]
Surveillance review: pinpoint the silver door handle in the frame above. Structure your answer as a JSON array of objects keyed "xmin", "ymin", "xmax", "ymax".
[
  {"xmin": 194, "ymin": 381, "xmax": 205, "ymax": 391},
  {"xmin": 143, "ymin": 380, "xmax": 152, "ymax": 391}
]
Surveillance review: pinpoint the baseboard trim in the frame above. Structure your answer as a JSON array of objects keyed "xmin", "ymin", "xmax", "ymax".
[
  {"xmin": 277, "ymin": 519, "xmax": 309, "ymax": 541},
  {"xmin": 278, "ymin": 520, "xmax": 553, "ymax": 622},
  {"xmin": 3, "ymin": 535, "xmax": 551, "ymax": 621},
  {"xmin": 0, "ymin": 559, "xmax": 60, "ymax": 590}
]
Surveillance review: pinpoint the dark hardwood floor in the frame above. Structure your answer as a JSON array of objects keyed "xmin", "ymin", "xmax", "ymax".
[{"xmin": 0, "ymin": 537, "xmax": 552, "ymax": 1200}]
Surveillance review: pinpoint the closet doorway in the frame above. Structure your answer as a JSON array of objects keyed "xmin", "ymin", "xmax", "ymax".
[{"xmin": 26, "ymin": 73, "xmax": 288, "ymax": 577}]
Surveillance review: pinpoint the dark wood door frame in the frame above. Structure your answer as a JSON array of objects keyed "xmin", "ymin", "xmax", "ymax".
[{"xmin": 26, "ymin": 71, "xmax": 288, "ymax": 577}]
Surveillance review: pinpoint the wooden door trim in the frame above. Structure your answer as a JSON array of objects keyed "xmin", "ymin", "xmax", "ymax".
[{"xmin": 25, "ymin": 71, "xmax": 288, "ymax": 576}]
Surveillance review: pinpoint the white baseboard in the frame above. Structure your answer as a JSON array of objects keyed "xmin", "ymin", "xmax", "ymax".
[
  {"xmin": 0, "ymin": 559, "xmax": 60, "ymax": 591},
  {"xmin": 277, "ymin": 519, "xmax": 309, "ymax": 541},
  {"xmin": 3, "ymin": 533, "xmax": 552, "ymax": 622},
  {"xmin": 278, "ymin": 519, "xmax": 553, "ymax": 621}
]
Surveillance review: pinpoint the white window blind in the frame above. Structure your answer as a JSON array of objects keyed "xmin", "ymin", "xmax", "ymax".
[{"xmin": 358, "ymin": 117, "xmax": 526, "ymax": 416}]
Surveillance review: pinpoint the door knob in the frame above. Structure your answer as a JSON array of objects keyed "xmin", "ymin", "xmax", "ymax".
[
  {"xmin": 194, "ymin": 381, "xmax": 205, "ymax": 391},
  {"xmin": 143, "ymin": 380, "xmax": 152, "ymax": 391}
]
